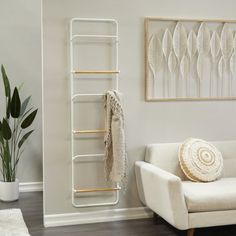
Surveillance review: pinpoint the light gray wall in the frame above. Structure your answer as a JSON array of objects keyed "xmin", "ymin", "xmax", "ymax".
[
  {"xmin": 43, "ymin": 0, "xmax": 236, "ymax": 215},
  {"xmin": 0, "ymin": 0, "xmax": 42, "ymax": 183}
]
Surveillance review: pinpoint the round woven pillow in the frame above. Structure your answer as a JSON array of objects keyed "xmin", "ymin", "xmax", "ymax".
[{"xmin": 179, "ymin": 138, "xmax": 223, "ymax": 182}]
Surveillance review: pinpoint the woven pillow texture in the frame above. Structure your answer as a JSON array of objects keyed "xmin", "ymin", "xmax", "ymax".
[{"xmin": 179, "ymin": 138, "xmax": 223, "ymax": 182}]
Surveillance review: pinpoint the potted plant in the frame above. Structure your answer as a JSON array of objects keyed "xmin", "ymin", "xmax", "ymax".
[{"xmin": 0, "ymin": 65, "xmax": 37, "ymax": 201}]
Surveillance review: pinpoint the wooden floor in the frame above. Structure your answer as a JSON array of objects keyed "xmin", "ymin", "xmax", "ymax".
[{"xmin": 1, "ymin": 192, "xmax": 236, "ymax": 236}]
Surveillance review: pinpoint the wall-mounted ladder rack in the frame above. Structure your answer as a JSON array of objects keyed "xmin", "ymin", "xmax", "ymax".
[{"xmin": 69, "ymin": 18, "xmax": 120, "ymax": 208}]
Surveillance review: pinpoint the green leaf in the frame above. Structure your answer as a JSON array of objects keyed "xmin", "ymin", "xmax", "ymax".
[
  {"xmin": 6, "ymin": 97, "xmax": 11, "ymax": 119},
  {"xmin": 0, "ymin": 131, "xmax": 4, "ymax": 144},
  {"xmin": 2, "ymin": 119, "xmax": 11, "ymax": 140},
  {"xmin": 2, "ymin": 143, "xmax": 12, "ymax": 182},
  {"xmin": 21, "ymin": 109, "xmax": 37, "ymax": 129},
  {"xmin": 0, "ymin": 122, "xmax": 3, "ymax": 144},
  {"xmin": 18, "ymin": 130, "xmax": 34, "ymax": 149},
  {"xmin": 20, "ymin": 96, "xmax": 31, "ymax": 116},
  {"xmin": 1, "ymin": 65, "xmax": 11, "ymax": 98},
  {"xmin": 10, "ymin": 87, "xmax": 21, "ymax": 118}
]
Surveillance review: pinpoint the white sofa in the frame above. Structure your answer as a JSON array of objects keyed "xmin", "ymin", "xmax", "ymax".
[{"xmin": 135, "ymin": 140, "xmax": 236, "ymax": 236}]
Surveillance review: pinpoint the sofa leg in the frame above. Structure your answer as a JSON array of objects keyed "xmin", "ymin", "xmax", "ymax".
[
  {"xmin": 187, "ymin": 228, "xmax": 195, "ymax": 236},
  {"xmin": 153, "ymin": 212, "xmax": 158, "ymax": 223}
]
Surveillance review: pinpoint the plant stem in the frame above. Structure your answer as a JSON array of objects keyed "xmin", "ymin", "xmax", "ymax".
[
  {"xmin": 1, "ymin": 151, "xmax": 5, "ymax": 181},
  {"xmin": 13, "ymin": 119, "xmax": 16, "ymax": 181},
  {"xmin": 5, "ymin": 141, "xmax": 10, "ymax": 181}
]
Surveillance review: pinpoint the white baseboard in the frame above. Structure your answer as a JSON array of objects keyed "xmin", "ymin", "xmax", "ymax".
[
  {"xmin": 19, "ymin": 182, "xmax": 43, "ymax": 192},
  {"xmin": 44, "ymin": 207, "xmax": 153, "ymax": 227}
]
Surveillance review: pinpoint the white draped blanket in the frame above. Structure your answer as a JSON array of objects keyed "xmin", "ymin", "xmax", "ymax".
[
  {"xmin": 0, "ymin": 208, "xmax": 30, "ymax": 236},
  {"xmin": 104, "ymin": 91, "xmax": 127, "ymax": 184}
]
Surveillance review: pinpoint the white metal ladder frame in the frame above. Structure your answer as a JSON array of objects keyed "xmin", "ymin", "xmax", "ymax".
[{"xmin": 69, "ymin": 18, "xmax": 120, "ymax": 208}]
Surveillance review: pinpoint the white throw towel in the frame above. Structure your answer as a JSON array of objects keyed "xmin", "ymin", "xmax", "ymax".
[{"xmin": 104, "ymin": 90, "xmax": 127, "ymax": 184}]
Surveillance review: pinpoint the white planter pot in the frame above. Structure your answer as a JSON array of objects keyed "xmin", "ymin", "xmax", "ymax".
[{"xmin": 0, "ymin": 179, "xmax": 19, "ymax": 202}]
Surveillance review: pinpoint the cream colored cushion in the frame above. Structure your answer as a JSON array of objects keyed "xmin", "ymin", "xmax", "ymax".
[
  {"xmin": 183, "ymin": 178, "xmax": 236, "ymax": 212},
  {"xmin": 179, "ymin": 138, "xmax": 223, "ymax": 182}
]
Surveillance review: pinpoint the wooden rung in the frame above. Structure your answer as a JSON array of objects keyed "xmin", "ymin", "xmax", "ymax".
[
  {"xmin": 72, "ymin": 70, "xmax": 120, "ymax": 74},
  {"xmin": 74, "ymin": 187, "xmax": 121, "ymax": 193},
  {"xmin": 73, "ymin": 129, "xmax": 106, "ymax": 134}
]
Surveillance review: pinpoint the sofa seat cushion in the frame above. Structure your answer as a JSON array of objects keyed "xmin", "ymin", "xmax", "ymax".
[{"xmin": 182, "ymin": 178, "xmax": 236, "ymax": 212}]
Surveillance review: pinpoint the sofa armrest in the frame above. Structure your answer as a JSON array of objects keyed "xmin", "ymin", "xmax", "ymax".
[{"xmin": 135, "ymin": 161, "xmax": 188, "ymax": 230}]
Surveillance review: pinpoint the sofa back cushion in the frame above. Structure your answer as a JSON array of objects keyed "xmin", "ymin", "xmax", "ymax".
[{"xmin": 145, "ymin": 140, "xmax": 236, "ymax": 180}]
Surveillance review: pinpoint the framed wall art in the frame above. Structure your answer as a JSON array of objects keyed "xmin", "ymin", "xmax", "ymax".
[{"xmin": 145, "ymin": 17, "xmax": 236, "ymax": 101}]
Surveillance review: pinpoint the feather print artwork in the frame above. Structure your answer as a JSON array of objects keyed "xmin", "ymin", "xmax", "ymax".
[
  {"xmin": 230, "ymin": 51, "xmax": 236, "ymax": 75},
  {"xmin": 210, "ymin": 31, "xmax": 221, "ymax": 96},
  {"xmin": 148, "ymin": 34, "xmax": 163, "ymax": 96},
  {"xmin": 162, "ymin": 29, "xmax": 173, "ymax": 59},
  {"xmin": 218, "ymin": 56, "xmax": 225, "ymax": 78},
  {"xmin": 180, "ymin": 55, "xmax": 190, "ymax": 96},
  {"xmin": 187, "ymin": 30, "xmax": 197, "ymax": 59},
  {"xmin": 146, "ymin": 19, "xmax": 236, "ymax": 100},
  {"xmin": 168, "ymin": 51, "xmax": 177, "ymax": 74},
  {"xmin": 233, "ymin": 33, "xmax": 236, "ymax": 51},
  {"xmin": 180, "ymin": 55, "xmax": 189, "ymax": 78},
  {"xmin": 230, "ymin": 51, "xmax": 236, "ymax": 95},
  {"xmin": 221, "ymin": 23, "xmax": 234, "ymax": 60},
  {"xmin": 210, "ymin": 31, "xmax": 221, "ymax": 60},
  {"xmin": 197, "ymin": 53, "xmax": 204, "ymax": 79},
  {"xmin": 197, "ymin": 22, "xmax": 211, "ymax": 55},
  {"xmin": 162, "ymin": 29, "xmax": 173, "ymax": 97},
  {"xmin": 155, "ymin": 35, "xmax": 163, "ymax": 66},
  {"xmin": 173, "ymin": 22, "xmax": 187, "ymax": 97},
  {"xmin": 173, "ymin": 22, "xmax": 188, "ymax": 61},
  {"xmin": 168, "ymin": 52, "xmax": 177, "ymax": 97},
  {"xmin": 218, "ymin": 56, "xmax": 226, "ymax": 96},
  {"xmin": 220, "ymin": 24, "xmax": 233, "ymax": 96},
  {"xmin": 148, "ymin": 34, "xmax": 157, "ymax": 79},
  {"xmin": 187, "ymin": 30, "xmax": 197, "ymax": 97},
  {"xmin": 196, "ymin": 23, "xmax": 210, "ymax": 97},
  {"xmin": 196, "ymin": 53, "xmax": 204, "ymax": 97}
]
